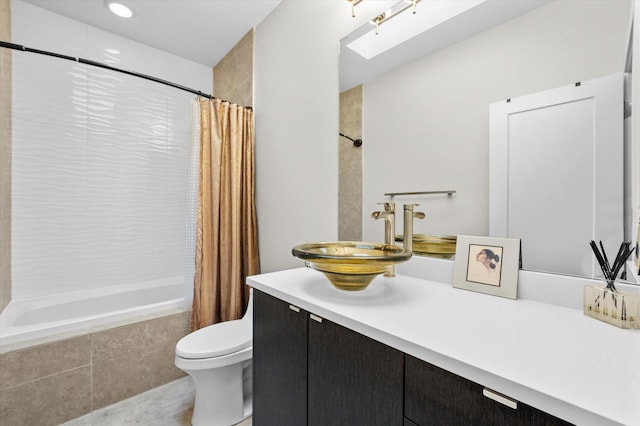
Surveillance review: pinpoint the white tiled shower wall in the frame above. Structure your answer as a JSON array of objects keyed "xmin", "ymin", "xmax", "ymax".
[{"xmin": 11, "ymin": 0, "xmax": 212, "ymax": 300}]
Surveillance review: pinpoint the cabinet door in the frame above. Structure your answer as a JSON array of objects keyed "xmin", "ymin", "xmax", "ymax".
[
  {"xmin": 308, "ymin": 315, "xmax": 404, "ymax": 426},
  {"xmin": 405, "ymin": 355, "xmax": 572, "ymax": 426},
  {"xmin": 253, "ymin": 290, "xmax": 308, "ymax": 426}
]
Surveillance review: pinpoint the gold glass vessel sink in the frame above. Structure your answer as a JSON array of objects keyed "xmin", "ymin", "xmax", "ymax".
[{"xmin": 292, "ymin": 241, "xmax": 412, "ymax": 291}]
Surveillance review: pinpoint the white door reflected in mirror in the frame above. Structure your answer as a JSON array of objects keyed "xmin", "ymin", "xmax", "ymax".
[{"xmin": 490, "ymin": 73, "xmax": 624, "ymax": 278}]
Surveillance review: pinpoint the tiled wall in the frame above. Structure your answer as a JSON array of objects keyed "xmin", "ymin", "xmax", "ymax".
[
  {"xmin": 214, "ymin": 29, "xmax": 254, "ymax": 107},
  {"xmin": 0, "ymin": 311, "xmax": 190, "ymax": 426},
  {"xmin": 11, "ymin": 1, "xmax": 211, "ymax": 300},
  {"xmin": 339, "ymin": 85, "xmax": 363, "ymax": 241},
  {"xmin": 0, "ymin": 0, "xmax": 11, "ymax": 312}
]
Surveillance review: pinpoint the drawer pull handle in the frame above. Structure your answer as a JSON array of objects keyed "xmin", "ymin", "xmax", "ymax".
[
  {"xmin": 310, "ymin": 314, "xmax": 323, "ymax": 323},
  {"xmin": 483, "ymin": 388, "xmax": 518, "ymax": 410},
  {"xmin": 289, "ymin": 305, "xmax": 300, "ymax": 313}
]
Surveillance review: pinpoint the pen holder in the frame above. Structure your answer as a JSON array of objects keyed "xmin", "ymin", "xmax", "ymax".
[{"xmin": 583, "ymin": 284, "xmax": 640, "ymax": 329}]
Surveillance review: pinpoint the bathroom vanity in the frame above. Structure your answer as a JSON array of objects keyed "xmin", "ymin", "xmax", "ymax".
[{"xmin": 248, "ymin": 261, "xmax": 640, "ymax": 426}]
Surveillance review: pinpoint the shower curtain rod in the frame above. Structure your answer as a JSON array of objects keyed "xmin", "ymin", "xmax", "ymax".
[{"xmin": 0, "ymin": 40, "xmax": 252, "ymax": 110}]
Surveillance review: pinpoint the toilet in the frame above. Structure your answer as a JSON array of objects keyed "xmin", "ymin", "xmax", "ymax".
[{"xmin": 175, "ymin": 292, "xmax": 253, "ymax": 426}]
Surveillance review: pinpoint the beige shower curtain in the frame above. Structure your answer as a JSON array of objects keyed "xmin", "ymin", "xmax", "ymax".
[{"xmin": 191, "ymin": 98, "xmax": 260, "ymax": 331}]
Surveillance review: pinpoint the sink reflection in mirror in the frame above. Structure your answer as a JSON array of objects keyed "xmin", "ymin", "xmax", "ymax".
[{"xmin": 395, "ymin": 234, "xmax": 457, "ymax": 259}]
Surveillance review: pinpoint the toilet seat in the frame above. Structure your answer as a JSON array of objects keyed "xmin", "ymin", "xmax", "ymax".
[
  {"xmin": 176, "ymin": 318, "xmax": 252, "ymax": 359},
  {"xmin": 175, "ymin": 345, "xmax": 252, "ymax": 371}
]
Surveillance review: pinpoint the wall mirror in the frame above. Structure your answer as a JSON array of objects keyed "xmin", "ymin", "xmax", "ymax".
[{"xmin": 339, "ymin": 0, "xmax": 637, "ymax": 283}]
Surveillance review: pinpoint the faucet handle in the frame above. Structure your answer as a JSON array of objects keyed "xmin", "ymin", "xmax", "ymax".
[
  {"xmin": 403, "ymin": 203, "xmax": 424, "ymax": 219},
  {"xmin": 377, "ymin": 202, "xmax": 395, "ymax": 212},
  {"xmin": 404, "ymin": 203, "xmax": 425, "ymax": 219}
]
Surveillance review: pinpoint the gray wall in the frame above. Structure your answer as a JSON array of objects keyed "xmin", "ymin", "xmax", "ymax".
[
  {"xmin": 362, "ymin": 0, "xmax": 632, "ymax": 242},
  {"xmin": 253, "ymin": 0, "xmax": 395, "ymax": 272}
]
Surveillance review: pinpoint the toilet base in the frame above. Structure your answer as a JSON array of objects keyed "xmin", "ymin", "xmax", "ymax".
[{"xmin": 188, "ymin": 360, "xmax": 252, "ymax": 426}]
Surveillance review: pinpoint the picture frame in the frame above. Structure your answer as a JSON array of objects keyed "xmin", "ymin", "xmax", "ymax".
[{"xmin": 453, "ymin": 235, "xmax": 521, "ymax": 299}]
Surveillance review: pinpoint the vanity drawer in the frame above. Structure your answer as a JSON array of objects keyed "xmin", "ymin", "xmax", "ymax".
[{"xmin": 404, "ymin": 355, "xmax": 572, "ymax": 426}]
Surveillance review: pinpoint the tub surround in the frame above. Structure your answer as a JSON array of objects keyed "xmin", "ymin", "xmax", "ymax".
[
  {"xmin": 0, "ymin": 279, "xmax": 186, "ymax": 349},
  {"xmin": 0, "ymin": 310, "xmax": 189, "ymax": 426},
  {"xmin": 247, "ymin": 257, "xmax": 640, "ymax": 426}
]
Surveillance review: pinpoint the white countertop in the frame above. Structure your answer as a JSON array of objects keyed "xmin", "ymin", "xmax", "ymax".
[{"xmin": 247, "ymin": 267, "xmax": 640, "ymax": 426}]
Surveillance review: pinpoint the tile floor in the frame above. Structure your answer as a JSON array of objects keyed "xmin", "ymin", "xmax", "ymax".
[{"xmin": 61, "ymin": 376, "xmax": 252, "ymax": 426}]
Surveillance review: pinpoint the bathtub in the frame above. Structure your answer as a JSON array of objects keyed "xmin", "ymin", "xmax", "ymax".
[{"xmin": 0, "ymin": 277, "xmax": 188, "ymax": 349}]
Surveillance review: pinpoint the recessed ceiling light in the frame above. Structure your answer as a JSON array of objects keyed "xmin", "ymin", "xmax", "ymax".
[{"xmin": 104, "ymin": 1, "xmax": 134, "ymax": 18}]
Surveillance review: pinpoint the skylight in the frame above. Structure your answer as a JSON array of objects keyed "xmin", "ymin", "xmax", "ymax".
[{"xmin": 346, "ymin": 0, "xmax": 486, "ymax": 60}]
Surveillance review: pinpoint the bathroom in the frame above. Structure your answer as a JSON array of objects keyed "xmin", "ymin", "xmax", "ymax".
[{"xmin": 1, "ymin": 0, "xmax": 638, "ymax": 425}]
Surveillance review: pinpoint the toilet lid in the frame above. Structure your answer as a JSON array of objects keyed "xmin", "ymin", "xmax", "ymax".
[{"xmin": 176, "ymin": 318, "xmax": 252, "ymax": 359}]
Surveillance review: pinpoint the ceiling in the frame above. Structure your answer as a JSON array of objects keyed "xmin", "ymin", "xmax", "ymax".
[
  {"xmin": 20, "ymin": 0, "xmax": 281, "ymax": 68},
  {"xmin": 19, "ymin": 0, "xmax": 552, "ymax": 88}
]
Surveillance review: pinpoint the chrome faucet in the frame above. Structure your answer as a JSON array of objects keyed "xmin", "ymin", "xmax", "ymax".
[
  {"xmin": 371, "ymin": 202, "xmax": 396, "ymax": 276},
  {"xmin": 403, "ymin": 204, "xmax": 425, "ymax": 253}
]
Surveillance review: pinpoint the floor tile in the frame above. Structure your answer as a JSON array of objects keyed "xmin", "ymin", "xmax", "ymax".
[{"xmin": 62, "ymin": 376, "xmax": 252, "ymax": 426}]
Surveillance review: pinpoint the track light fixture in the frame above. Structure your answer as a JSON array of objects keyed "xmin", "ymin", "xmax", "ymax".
[{"xmin": 346, "ymin": 0, "xmax": 364, "ymax": 18}]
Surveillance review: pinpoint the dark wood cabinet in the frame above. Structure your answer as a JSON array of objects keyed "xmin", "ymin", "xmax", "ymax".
[
  {"xmin": 253, "ymin": 290, "xmax": 404, "ymax": 425},
  {"xmin": 404, "ymin": 355, "xmax": 573, "ymax": 426},
  {"xmin": 253, "ymin": 290, "xmax": 572, "ymax": 426},
  {"xmin": 307, "ymin": 314, "xmax": 404, "ymax": 426},
  {"xmin": 253, "ymin": 290, "xmax": 308, "ymax": 426}
]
